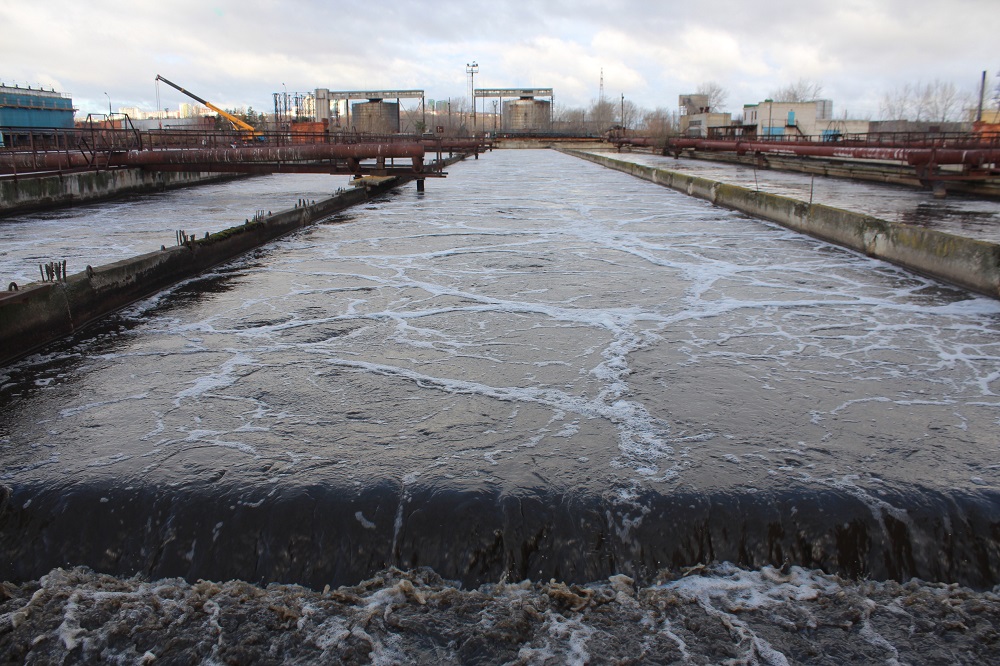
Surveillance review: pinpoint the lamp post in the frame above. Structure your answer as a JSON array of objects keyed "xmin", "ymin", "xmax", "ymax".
[
  {"xmin": 466, "ymin": 61, "xmax": 478, "ymax": 133},
  {"xmin": 104, "ymin": 92, "xmax": 111, "ymax": 119}
]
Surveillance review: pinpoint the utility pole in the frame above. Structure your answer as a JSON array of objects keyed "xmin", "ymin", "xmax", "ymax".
[
  {"xmin": 977, "ymin": 70, "xmax": 987, "ymax": 122},
  {"xmin": 466, "ymin": 62, "xmax": 478, "ymax": 133}
]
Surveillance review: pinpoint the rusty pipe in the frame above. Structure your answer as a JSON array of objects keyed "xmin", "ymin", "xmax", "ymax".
[
  {"xmin": 421, "ymin": 139, "xmax": 490, "ymax": 151},
  {"xmin": 0, "ymin": 142, "xmax": 425, "ymax": 172},
  {"xmin": 115, "ymin": 142, "xmax": 425, "ymax": 167},
  {"xmin": 666, "ymin": 139, "xmax": 1000, "ymax": 167},
  {"xmin": 611, "ymin": 137, "xmax": 664, "ymax": 147}
]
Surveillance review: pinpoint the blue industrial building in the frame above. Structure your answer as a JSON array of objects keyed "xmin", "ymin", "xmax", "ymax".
[{"xmin": 0, "ymin": 85, "xmax": 76, "ymax": 129}]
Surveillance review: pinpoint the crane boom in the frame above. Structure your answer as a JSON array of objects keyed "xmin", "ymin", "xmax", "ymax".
[{"xmin": 155, "ymin": 74, "xmax": 260, "ymax": 136}]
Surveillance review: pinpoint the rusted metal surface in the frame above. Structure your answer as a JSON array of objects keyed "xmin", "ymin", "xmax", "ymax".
[
  {"xmin": 119, "ymin": 142, "xmax": 424, "ymax": 166},
  {"xmin": 0, "ymin": 127, "xmax": 433, "ymax": 176},
  {"xmin": 421, "ymin": 138, "xmax": 492, "ymax": 152},
  {"xmin": 664, "ymin": 138, "xmax": 1000, "ymax": 167}
]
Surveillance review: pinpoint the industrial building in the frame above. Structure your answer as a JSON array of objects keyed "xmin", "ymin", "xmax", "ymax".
[
  {"xmin": 0, "ymin": 85, "xmax": 75, "ymax": 129},
  {"xmin": 311, "ymin": 89, "xmax": 423, "ymax": 134},
  {"xmin": 741, "ymin": 99, "xmax": 869, "ymax": 139},
  {"xmin": 350, "ymin": 100, "xmax": 400, "ymax": 134},
  {"xmin": 677, "ymin": 93, "xmax": 870, "ymax": 140},
  {"xmin": 475, "ymin": 88, "xmax": 554, "ymax": 133},
  {"xmin": 678, "ymin": 94, "xmax": 732, "ymax": 138}
]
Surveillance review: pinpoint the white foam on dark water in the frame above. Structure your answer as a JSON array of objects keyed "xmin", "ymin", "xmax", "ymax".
[
  {"xmin": 3, "ymin": 151, "xmax": 1000, "ymax": 656},
  {"xmin": 3, "ymin": 564, "xmax": 998, "ymax": 663},
  {"xmin": 598, "ymin": 149, "xmax": 1000, "ymax": 243},
  {"xmin": 4, "ymin": 151, "xmax": 1000, "ymax": 499},
  {"xmin": 0, "ymin": 173, "xmax": 352, "ymax": 284}
]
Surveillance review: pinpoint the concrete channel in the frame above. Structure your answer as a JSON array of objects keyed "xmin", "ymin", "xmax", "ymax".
[
  {"xmin": 0, "ymin": 168, "xmax": 241, "ymax": 217},
  {"xmin": 0, "ymin": 176, "xmax": 407, "ymax": 367},
  {"xmin": 566, "ymin": 149, "xmax": 1000, "ymax": 300}
]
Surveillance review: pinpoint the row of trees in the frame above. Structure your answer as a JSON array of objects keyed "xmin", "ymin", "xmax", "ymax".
[{"xmin": 878, "ymin": 80, "xmax": 967, "ymax": 123}]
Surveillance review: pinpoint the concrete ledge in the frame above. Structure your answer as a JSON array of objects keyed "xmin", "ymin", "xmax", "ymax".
[
  {"xmin": 566, "ymin": 150, "xmax": 1000, "ymax": 299},
  {"xmin": 0, "ymin": 178, "xmax": 402, "ymax": 366},
  {"xmin": 0, "ymin": 169, "xmax": 241, "ymax": 217}
]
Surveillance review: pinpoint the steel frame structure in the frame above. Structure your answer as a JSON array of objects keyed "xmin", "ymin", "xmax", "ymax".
[
  {"xmin": 609, "ymin": 133, "xmax": 1000, "ymax": 187},
  {"xmin": 0, "ymin": 125, "xmax": 463, "ymax": 178},
  {"xmin": 473, "ymin": 88, "xmax": 554, "ymax": 134}
]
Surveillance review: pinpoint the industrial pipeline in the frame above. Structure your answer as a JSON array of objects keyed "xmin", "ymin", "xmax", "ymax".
[
  {"xmin": 567, "ymin": 149, "xmax": 1000, "ymax": 299},
  {"xmin": 664, "ymin": 138, "xmax": 1000, "ymax": 168},
  {"xmin": 0, "ymin": 141, "xmax": 428, "ymax": 174}
]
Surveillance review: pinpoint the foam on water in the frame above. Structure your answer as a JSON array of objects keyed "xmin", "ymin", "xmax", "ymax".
[
  {"xmin": 2, "ymin": 149, "xmax": 1000, "ymax": 592},
  {"xmin": 600, "ymin": 149, "xmax": 1000, "ymax": 243},
  {"xmin": 0, "ymin": 174, "xmax": 349, "ymax": 284},
  {"xmin": 3, "ymin": 564, "xmax": 998, "ymax": 663}
]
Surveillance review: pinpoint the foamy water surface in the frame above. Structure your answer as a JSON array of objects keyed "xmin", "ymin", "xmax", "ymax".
[
  {"xmin": 1, "ymin": 150, "xmax": 1000, "ymax": 661},
  {"xmin": 600, "ymin": 149, "xmax": 1000, "ymax": 243}
]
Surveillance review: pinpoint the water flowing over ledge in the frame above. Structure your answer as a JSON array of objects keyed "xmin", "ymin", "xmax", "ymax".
[{"xmin": 2, "ymin": 151, "xmax": 999, "ymax": 606}]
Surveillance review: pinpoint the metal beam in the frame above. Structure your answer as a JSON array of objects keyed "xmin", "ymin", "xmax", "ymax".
[
  {"xmin": 475, "ymin": 88, "xmax": 553, "ymax": 99},
  {"xmin": 328, "ymin": 90, "xmax": 425, "ymax": 100},
  {"xmin": 664, "ymin": 138, "xmax": 1000, "ymax": 167},
  {"xmin": 0, "ymin": 142, "xmax": 428, "ymax": 174},
  {"xmin": 145, "ymin": 163, "xmax": 445, "ymax": 176}
]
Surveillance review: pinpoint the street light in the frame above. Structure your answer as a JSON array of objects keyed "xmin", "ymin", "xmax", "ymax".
[
  {"xmin": 104, "ymin": 92, "xmax": 111, "ymax": 118},
  {"xmin": 466, "ymin": 61, "xmax": 478, "ymax": 132}
]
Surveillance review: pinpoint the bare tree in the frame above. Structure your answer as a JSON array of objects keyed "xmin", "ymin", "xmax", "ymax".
[
  {"xmin": 880, "ymin": 79, "xmax": 969, "ymax": 121},
  {"xmin": 589, "ymin": 97, "xmax": 616, "ymax": 131},
  {"xmin": 920, "ymin": 80, "xmax": 963, "ymax": 122},
  {"xmin": 620, "ymin": 98, "xmax": 640, "ymax": 129},
  {"xmin": 641, "ymin": 107, "xmax": 676, "ymax": 136},
  {"xmin": 696, "ymin": 81, "xmax": 728, "ymax": 111},
  {"xmin": 552, "ymin": 105, "xmax": 587, "ymax": 133},
  {"xmin": 769, "ymin": 78, "xmax": 824, "ymax": 102},
  {"xmin": 879, "ymin": 82, "xmax": 915, "ymax": 120}
]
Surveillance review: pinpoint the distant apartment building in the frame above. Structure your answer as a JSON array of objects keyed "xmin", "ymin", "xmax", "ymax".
[
  {"xmin": 742, "ymin": 99, "xmax": 869, "ymax": 139},
  {"xmin": 119, "ymin": 104, "xmax": 209, "ymax": 121},
  {"xmin": 0, "ymin": 84, "xmax": 75, "ymax": 129}
]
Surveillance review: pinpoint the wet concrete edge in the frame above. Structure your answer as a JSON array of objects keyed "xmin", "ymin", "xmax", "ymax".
[
  {"xmin": 564, "ymin": 149, "xmax": 1000, "ymax": 300},
  {"xmin": 1, "ymin": 479, "xmax": 997, "ymax": 589}
]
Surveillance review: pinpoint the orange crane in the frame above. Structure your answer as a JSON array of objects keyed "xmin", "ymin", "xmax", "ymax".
[{"xmin": 155, "ymin": 74, "xmax": 261, "ymax": 137}]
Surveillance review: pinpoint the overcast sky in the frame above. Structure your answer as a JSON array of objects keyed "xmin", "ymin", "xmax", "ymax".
[{"xmin": 2, "ymin": 0, "xmax": 998, "ymax": 121}]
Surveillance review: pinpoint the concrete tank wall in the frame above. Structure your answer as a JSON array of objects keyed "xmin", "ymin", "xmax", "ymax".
[
  {"xmin": 502, "ymin": 99, "xmax": 551, "ymax": 131},
  {"xmin": 0, "ymin": 178, "xmax": 405, "ymax": 367},
  {"xmin": 351, "ymin": 101, "xmax": 400, "ymax": 134},
  {"xmin": 567, "ymin": 150, "xmax": 1000, "ymax": 300},
  {"xmin": 0, "ymin": 169, "xmax": 239, "ymax": 217}
]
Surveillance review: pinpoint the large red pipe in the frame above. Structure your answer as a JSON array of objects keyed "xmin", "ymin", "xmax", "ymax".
[
  {"xmin": 0, "ymin": 142, "xmax": 425, "ymax": 172},
  {"xmin": 421, "ymin": 139, "xmax": 490, "ymax": 151},
  {"xmin": 666, "ymin": 138, "xmax": 1000, "ymax": 167}
]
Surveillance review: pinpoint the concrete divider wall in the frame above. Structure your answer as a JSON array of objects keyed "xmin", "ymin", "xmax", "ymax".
[
  {"xmin": 0, "ymin": 169, "xmax": 239, "ymax": 217},
  {"xmin": 0, "ymin": 178, "xmax": 400, "ymax": 366},
  {"xmin": 567, "ymin": 150, "xmax": 1000, "ymax": 299}
]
